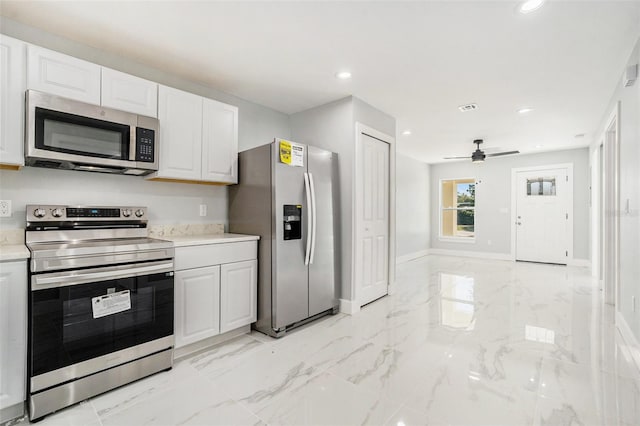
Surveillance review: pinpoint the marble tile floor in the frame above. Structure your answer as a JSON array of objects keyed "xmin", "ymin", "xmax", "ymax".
[{"xmin": 14, "ymin": 255, "xmax": 640, "ymax": 426}]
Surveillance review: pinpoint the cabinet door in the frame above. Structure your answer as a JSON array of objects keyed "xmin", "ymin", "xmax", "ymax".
[
  {"xmin": 220, "ymin": 260, "xmax": 257, "ymax": 333},
  {"xmin": 101, "ymin": 67, "xmax": 158, "ymax": 117},
  {"xmin": 0, "ymin": 35, "xmax": 26, "ymax": 166},
  {"xmin": 0, "ymin": 261, "xmax": 27, "ymax": 421},
  {"xmin": 27, "ymin": 45, "xmax": 101, "ymax": 104},
  {"xmin": 202, "ymin": 98, "xmax": 238, "ymax": 183},
  {"xmin": 156, "ymin": 85, "xmax": 203, "ymax": 180},
  {"xmin": 174, "ymin": 266, "xmax": 220, "ymax": 348}
]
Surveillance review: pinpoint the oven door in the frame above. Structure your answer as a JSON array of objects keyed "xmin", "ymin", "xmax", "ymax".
[{"xmin": 29, "ymin": 260, "xmax": 174, "ymax": 392}]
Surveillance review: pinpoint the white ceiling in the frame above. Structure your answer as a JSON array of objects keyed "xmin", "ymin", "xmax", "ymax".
[{"xmin": 2, "ymin": 1, "xmax": 639, "ymax": 163}]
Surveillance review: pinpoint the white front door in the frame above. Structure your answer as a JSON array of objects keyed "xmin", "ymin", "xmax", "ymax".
[
  {"xmin": 515, "ymin": 168, "xmax": 570, "ymax": 264},
  {"xmin": 357, "ymin": 133, "xmax": 390, "ymax": 306}
]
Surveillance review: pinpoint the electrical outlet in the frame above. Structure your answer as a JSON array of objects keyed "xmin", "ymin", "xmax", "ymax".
[
  {"xmin": 0, "ymin": 200, "xmax": 11, "ymax": 217},
  {"xmin": 199, "ymin": 204, "xmax": 207, "ymax": 217}
]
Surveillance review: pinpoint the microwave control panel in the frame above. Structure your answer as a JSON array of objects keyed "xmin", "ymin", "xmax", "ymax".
[{"xmin": 135, "ymin": 128, "xmax": 155, "ymax": 163}]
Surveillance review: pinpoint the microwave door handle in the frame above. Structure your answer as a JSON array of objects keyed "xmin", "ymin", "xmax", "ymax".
[
  {"xmin": 32, "ymin": 261, "xmax": 174, "ymax": 290},
  {"xmin": 129, "ymin": 125, "xmax": 136, "ymax": 161},
  {"xmin": 304, "ymin": 172, "xmax": 312, "ymax": 266}
]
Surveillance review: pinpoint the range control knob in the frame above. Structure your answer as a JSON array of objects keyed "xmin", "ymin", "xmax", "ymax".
[
  {"xmin": 135, "ymin": 209, "xmax": 144, "ymax": 218},
  {"xmin": 51, "ymin": 208, "xmax": 64, "ymax": 218},
  {"xmin": 33, "ymin": 208, "xmax": 47, "ymax": 218},
  {"xmin": 122, "ymin": 209, "xmax": 132, "ymax": 217}
]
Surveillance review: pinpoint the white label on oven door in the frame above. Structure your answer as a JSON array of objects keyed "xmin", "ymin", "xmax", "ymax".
[{"xmin": 92, "ymin": 290, "xmax": 131, "ymax": 319}]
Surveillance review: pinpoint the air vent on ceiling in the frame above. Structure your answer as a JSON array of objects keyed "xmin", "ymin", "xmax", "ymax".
[{"xmin": 458, "ymin": 103, "xmax": 478, "ymax": 112}]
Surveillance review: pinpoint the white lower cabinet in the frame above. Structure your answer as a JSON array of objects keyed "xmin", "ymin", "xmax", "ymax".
[
  {"xmin": 174, "ymin": 266, "xmax": 221, "ymax": 348},
  {"xmin": 173, "ymin": 240, "xmax": 257, "ymax": 349},
  {"xmin": 0, "ymin": 260, "xmax": 27, "ymax": 423},
  {"xmin": 220, "ymin": 260, "xmax": 257, "ymax": 333}
]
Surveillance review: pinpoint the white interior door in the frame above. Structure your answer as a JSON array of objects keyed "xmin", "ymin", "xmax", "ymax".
[
  {"xmin": 357, "ymin": 133, "xmax": 390, "ymax": 306},
  {"xmin": 515, "ymin": 168, "xmax": 569, "ymax": 264}
]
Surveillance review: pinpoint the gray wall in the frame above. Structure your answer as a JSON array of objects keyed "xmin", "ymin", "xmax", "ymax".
[
  {"xmin": 596, "ymin": 38, "xmax": 640, "ymax": 341},
  {"xmin": 290, "ymin": 96, "xmax": 395, "ymax": 300},
  {"xmin": 430, "ymin": 148, "xmax": 590, "ymax": 259},
  {"xmin": 396, "ymin": 153, "xmax": 430, "ymax": 258},
  {"xmin": 0, "ymin": 18, "xmax": 290, "ymax": 228}
]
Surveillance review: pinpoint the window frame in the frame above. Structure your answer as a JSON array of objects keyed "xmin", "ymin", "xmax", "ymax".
[{"xmin": 438, "ymin": 177, "xmax": 477, "ymax": 243}]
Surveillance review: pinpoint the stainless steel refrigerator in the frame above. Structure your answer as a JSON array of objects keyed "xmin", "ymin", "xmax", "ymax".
[{"xmin": 229, "ymin": 139, "xmax": 340, "ymax": 337}]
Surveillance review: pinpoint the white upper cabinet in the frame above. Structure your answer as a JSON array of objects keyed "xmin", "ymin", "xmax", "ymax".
[
  {"xmin": 202, "ymin": 98, "xmax": 238, "ymax": 184},
  {"xmin": 101, "ymin": 67, "xmax": 158, "ymax": 117},
  {"xmin": 27, "ymin": 45, "xmax": 101, "ymax": 104},
  {"xmin": 0, "ymin": 35, "xmax": 26, "ymax": 166},
  {"xmin": 156, "ymin": 85, "xmax": 203, "ymax": 180},
  {"xmin": 152, "ymin": 85, "xmax": 238, "ymax": 184}
]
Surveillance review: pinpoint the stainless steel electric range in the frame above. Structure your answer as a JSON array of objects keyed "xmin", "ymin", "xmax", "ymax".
[{"xmin": 25, "ymin": 205, "xmax": 175, "ymax": 421}]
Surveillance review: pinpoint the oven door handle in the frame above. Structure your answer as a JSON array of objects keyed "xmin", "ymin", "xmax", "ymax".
[{"xmin": 31, "ymin": 261, "xmax": 174, "ymax": 290}]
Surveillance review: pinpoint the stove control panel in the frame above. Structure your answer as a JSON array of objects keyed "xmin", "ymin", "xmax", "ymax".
[{"xmin": 26, "ymin": 205, "xmax": 148, "ymax": 222}]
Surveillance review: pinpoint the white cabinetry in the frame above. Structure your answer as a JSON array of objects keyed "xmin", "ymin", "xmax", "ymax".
[
  {"xmin": 156, "ymin": 85, "xmax": 203, "ymax": 180},
  {"xmin": 0, "ymin": 35, "xmax": 26, "ymax": 167},
  {"xmin": 0, "ymin": 261, "xmax": 27, "ymax": 423},
  {"xmin": 220, "ymin": 260, "xmax": 257, "ymax": 333},
  {"xmin": 174, "ymin": 266, "xmax": 220, "ymax": 347},
  {"xmin": 202, "ymin": 98, "xmax": 238, "ymax": 183},
  {"xmin": 173, "ymin": 239, "xmax": 257, "ymax": 350},
  {"xmin": 27, "ymin": 45, "xmax": 101, "ymax": 104},
  {"xmin": 101, "ymin": 67, "xmax": 158, "ymax": 117},
  {"xmin": 151, "ymin": 85, "xmax": 238, "ymax": 184}
]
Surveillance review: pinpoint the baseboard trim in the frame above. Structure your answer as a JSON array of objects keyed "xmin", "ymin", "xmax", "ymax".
[
  {"xmin": 428, "ymin": 248, "xmax": 511, "ymax": 261},
  {"xmin": 567, "ymin": 258, "xmax": 591, "ymax": 267},
  {"xmin": 339, "ymin": 298, "xmax": 361, "ymax": 315},
  {"xmin": 174, "ymin": 325, "xmax": 250, "ymax": 360},
  {"xmin": 615, "ymin": 311, "xmax": 640, "ymax": 375},
  {"xmin": 396, "ymin": 250, "xmax": 429, "ymax": 265}
]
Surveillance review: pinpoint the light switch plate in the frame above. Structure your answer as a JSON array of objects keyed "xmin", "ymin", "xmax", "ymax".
[{"xmin": 0, "ymin": 200, "xmax": 11, "ymax": 217}]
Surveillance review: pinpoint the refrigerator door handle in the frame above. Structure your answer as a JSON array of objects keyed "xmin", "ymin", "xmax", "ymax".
[
  {"xmin": 304, "ymin": 172, "xmax": 312, "ymax": 265},
  {"xmin": 309, "ymin": 172, "xmax": 317, "ymax": 264}
]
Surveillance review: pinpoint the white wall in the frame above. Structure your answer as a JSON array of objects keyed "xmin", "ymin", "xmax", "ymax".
[
  {"xmin": 396, "ymin": 153, "xmax": 430, "ymax": 259},
  {"xmin": 290, "ymin": 96, "xmax": 395, "ymax": 300},
  {"xmin": 430, "ymin": 148, "xmax": 590, "ymax": 260},
  {"xmin": 593, "ymin": 37, "xmax": 640, "ymax": 342},
  {"xmin": 0, "ymin": 18, "xmax": 290, "ymax": 229}
]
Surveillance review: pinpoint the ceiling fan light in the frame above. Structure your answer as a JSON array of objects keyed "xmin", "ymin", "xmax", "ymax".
[{"xmin": 472, "ymin": 151, "xmax": 486, "ymax": 163}]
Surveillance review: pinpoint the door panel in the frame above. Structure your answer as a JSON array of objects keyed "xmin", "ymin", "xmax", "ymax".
[
  {"xmin": 358, "ymin": 134, "xmax": 389, "ymax": 306},
  {"xmin": 516, "ymin": 168, "xmax": 568, "ymax": 264},
  {"xmin": 174, "ymin": 266, "xmax": 220, "ymax": 348},
  {"xmin": 307, "ymin": 146, "xmax": 338, "ymax": 316},
  {"xmin": 273, "ymin": 141, "xmax": 308, "ymax": 329},
  {"xmin": 220, "ymin": 260, "xmax": 257, "ymax": 333}
]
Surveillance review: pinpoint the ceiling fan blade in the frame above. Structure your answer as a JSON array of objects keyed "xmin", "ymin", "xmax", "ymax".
[
  {"xmin": 486, "ymin": 151, "xmax": 520, "ymax": 157},
  {"xmin": 443, "ymin": 156, "xmax": 470, "ymax": 159}
]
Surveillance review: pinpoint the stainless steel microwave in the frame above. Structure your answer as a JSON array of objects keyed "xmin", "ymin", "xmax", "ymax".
[{"xmin": 25, "ymin": 90, "xmax": 159, "ymax": 175}]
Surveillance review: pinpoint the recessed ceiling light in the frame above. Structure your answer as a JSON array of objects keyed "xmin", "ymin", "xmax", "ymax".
[
  {"xmin": 519, "ymin": 0, "xmax": 544, "ymax": 14},
  {"xmin": 517, "ymin": 107, "xmax": 534, "ymax": 114},
  {"xmin": 535, "ymin": 144, "xmax": 543, "ymax": 149},
  {"xmin": 458, "ymin": 103, "xmax": 478, "ymax": 112},
  {"xmin": 335, "ymin": 71, "xmax": 352, "ymax": 80},
  {"xmin": 402, "ymin": 130, "xmax": 412, "ymax": 136}
]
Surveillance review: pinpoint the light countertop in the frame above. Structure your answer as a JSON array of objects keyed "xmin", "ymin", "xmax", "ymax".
[
  {"xmin": 159, "ymin": 233, "xmax": 260, "ymax": 247},
  {"xmin": 0, "ymin": 244, "xmax": 30, "ymax": 261}
]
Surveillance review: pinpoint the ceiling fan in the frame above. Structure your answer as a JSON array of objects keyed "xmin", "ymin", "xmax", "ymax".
[{"xmin": 444, "ymin": 139, "xmax": 520, "ymax": 163}]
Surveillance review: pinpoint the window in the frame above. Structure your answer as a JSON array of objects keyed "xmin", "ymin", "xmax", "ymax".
[
  {"xmin": 526, "ymin": 177, "xmax": 556, "ymax": 196},
  {"xmin": 440, "ymin": 178, "xmax": 475, "ymax": 239}
]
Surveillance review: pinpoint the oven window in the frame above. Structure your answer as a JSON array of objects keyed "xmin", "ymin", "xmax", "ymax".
[
  {"xmin": 30, "ymin": 272, "xmax": 173, "ymax": 377},
  {"xmin": 35, "ymin": 107, "xmax": 130, "ymax": 159}
]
